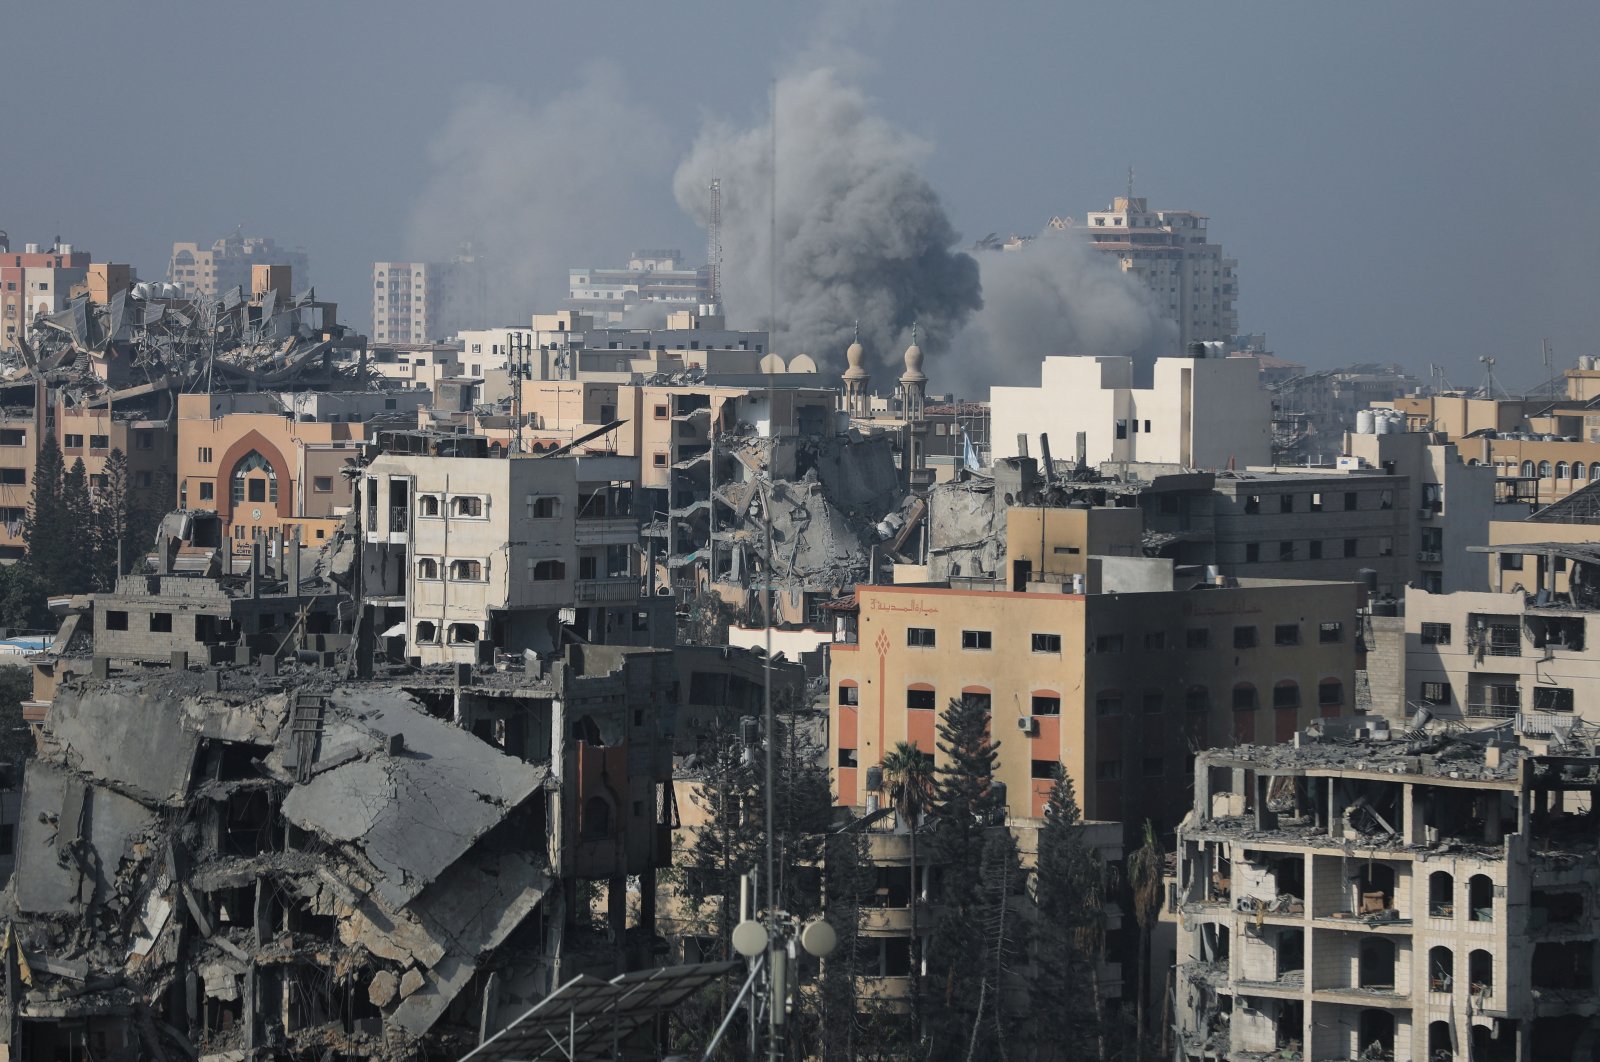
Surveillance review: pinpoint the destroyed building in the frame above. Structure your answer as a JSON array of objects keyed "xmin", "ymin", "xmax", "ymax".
[
  {"xmin": 1174, "ymin": 719, "xmax": 1600, "ymax": 1061},
  {"xmin": 5, "ymin": 507, "xmax": 685, "ymax": 1060}
]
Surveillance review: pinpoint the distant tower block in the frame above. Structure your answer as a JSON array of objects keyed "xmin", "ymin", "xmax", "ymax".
[
  {"xmin": 900, "ymin": 326, "xmax": 928, "ymax": 480},
  {"xmin": 842, "ymin": 323, "xmax": 870, "ymax": 418}
]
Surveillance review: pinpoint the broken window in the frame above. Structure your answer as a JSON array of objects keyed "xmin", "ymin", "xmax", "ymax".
[
  {"xmin": 1031, "ymin": 759, "xmax": 1059, "ymax": 779},
  {"xmin": 1421, "ymin": 681, "xmax": 1451, "ymax": 705},
  {"xmin": 448, "ymin": 622, "xmax": 480, "ymax": 644},
  {"xmin": 0, "ymin": 429, "xmax": 24, "ymax": 446},
  {"xmin": 1429, "ymin": 946, "xmax": 1454, "ymax": 992},
  {"xmin": 1469, "ymin": 875, "xmax": 1494, "ymax": 921},
  {"xmin": 105, "ymin": 610, "xmax": 128, "ymax": 631},
  {"xmin": 230, "ymin": 451, "xmax": 277, "ymax": 506},
  {"xmin": 1031, "ymin": 694, "xmax": 1060, "ymax": 715},
  {"xmin": 1358, "ymin": 938, "xmax": 1396, "ymax": 989},
  {"xmin": 1421, "ymin": 621, "xmax": 1451, "ymax": 645},
  {"xmin": 529, "ymin": 559, "xmax": 566, "ymax": 581},
  {"xmin": 1034, "ymin": 632, "xmax": 1064, "ymax": 652},
  {"xmin": 838, "ymin": 747, "xmax": 858, "ymax": 768},
  {"xmin": 1318, "ymin": 621, "xmax": 1343, "ymax": 643},
  {"xmin": 1429, "ymin": 872, "xmax": 1454, "ymax": 917},
  {"xmin": 1469, "ymin": 948, "xmax": 1493, "ymax": 994},
  {"xmin": 416, "ymin": 621, "xmax": 438, "ymax": 643},
  {"xmin": 149, "ymin": 613, "xmax": 172, "ymax": 633},
  {"xmin": 838, "ymin": 683, "xmax": 859, "ymax": 706},
  {"xmin": 1244, "ymin": 494, "xmax": 1261, "ymax": 514},
  {"xmin": 1533, "ymin": 687, "xmax": 1574, "ymax": 713}
]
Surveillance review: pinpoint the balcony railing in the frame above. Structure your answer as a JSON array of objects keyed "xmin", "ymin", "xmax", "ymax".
[
  {"xmin": 574, "ymin": 577, "xmax": 639, "ymax": 604},
  {"xmin": 389, "ymin": 506, "xmax": 409, "ymax": 533},
  {"xmin": 1466, "ymin": 700, "xmax": 1520, "ymax": 719}
]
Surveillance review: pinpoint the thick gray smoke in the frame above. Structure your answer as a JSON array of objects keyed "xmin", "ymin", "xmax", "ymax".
[
  {"xmin": 406, "ymin": 65, "xmax": 676, "ymax": 325},
  {"xmin": 674, "ymin": 67, "xmax": 981, "ymax": 373},
  {"xmin": 949, "ymin": 228, "xmax": 1178, "ymax": 396}
]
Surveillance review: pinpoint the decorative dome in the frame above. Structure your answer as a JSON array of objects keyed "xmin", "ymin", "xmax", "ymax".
[
  {"xmin": 900, "ymin": 335, "xmax": 926, "ymax": 383},
  {"xmin": 843, "ymin": 338, "xmax": 868, "ymax": 380}
]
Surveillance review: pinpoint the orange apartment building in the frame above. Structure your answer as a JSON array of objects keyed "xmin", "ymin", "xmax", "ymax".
[{"xmin": 828, "ymin": 574, "xmax": 1363, "ymax": 838}]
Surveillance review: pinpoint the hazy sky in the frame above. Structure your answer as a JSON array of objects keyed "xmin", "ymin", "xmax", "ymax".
[{"xmin": 5, "ymin": 1, "xmax": 1596, "ymax": 390}]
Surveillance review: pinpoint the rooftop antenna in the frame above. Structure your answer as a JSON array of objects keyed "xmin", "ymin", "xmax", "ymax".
[
  {"xmin": 1542, "ymin": 338, "xmax": 1557, "ymax": 396},
  {"xmin": 1479, "ymin": 355, "xmax": 1501, "ymax": 400},
  {"xmin": 1126, "ymin": 165, "xmax": 1135, "ymax": 200},
  {"xmin": 707, "ymin": 178, "xmax": 723, "ymax": 307}
]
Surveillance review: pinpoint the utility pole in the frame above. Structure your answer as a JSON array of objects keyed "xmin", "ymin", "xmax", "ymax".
[{"xmin": 707, "ymin": 178, "xmax": 723, "ymax": 308}]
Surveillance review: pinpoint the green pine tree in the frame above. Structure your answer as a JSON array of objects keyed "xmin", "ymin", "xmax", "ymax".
[
  {"xmin": 61, "ymin": 459, "xmax": 92, "ymax": 595},
  {"xmin": 90, "ymin": 448, "xmax": 132, "ymax": 590},
  {"xmin": 1035, "ymin": 771, "xmax": 1109, "ymax": 1061},
  {"xmin": 925, "ymin": 694, "xmax": 1023, "ymax": 1060},
  {"xmin": 22, "ymin": 431, "xmax": 67, "ymax": 593}
]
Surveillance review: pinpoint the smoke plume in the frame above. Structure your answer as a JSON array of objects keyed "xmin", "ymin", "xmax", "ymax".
[
  {"xmin": 407, "ymin": 65, "xmax": 677, "ymax": 324},
  {"xmin": 674, "ymin": 67, "xmax": 982, "ymax": 373},
  {"xmin": 949, "ymin": 228, "xmax": 1178, "ymax": 396}
]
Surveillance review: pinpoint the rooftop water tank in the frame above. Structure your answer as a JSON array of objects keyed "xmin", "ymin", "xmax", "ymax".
[{"xmin": 1356, "ymin": 409, "xmax": 1376, "ymax": 434}]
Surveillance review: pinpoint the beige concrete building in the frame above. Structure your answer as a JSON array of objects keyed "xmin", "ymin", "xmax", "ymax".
[
  {"xmin": 1401, "ymin": 542, "xmax": 1600, "ymax": 729},
  {"xmin": 358, "ymin": 447, "xmax": 662, "ymax": 665},
  {"xmin": 168, "ymin": 234, "xmax": 307, "ymax": 301},
  {"xmin": 1075, "ymin": 195, "xmax": 1238, "ymax": 347},
  {"xmin": 1175, "ymin": 727, "xmax": 1597, "ymax": 1062},
  {"xmin": 990, "ymin": 350, "xmax": 1270, "ymax": 470},
  {"xmin": 371, "ymin": 257, "xmax": 485, "ymax": 344}
]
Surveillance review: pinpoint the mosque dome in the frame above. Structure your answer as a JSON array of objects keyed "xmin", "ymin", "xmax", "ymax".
[
  {"xmin": 843, "ymin": 338, "xmax": 868, "ymax": 381},
  {"xmin": 900, "ymin": 337, "xmax": 926, "ymax": 383}
]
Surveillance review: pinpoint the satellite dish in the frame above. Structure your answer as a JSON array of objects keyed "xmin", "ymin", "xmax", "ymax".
[
  {"xmin": 799, "ymin": 919, "xmax": 837, "ymax": 958},
  {"xmin": 731, "ymin": 920, "xmax": 767, "ymax": 958}
]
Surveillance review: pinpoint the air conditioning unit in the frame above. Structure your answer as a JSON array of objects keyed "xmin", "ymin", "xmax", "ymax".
[
  {"xmin": 1016, "ymin": 716, "xmax": 1037, "ymax": 735},
  {"xmin": 1417, "ymin": 550, "xmax": 1442, "ymax": 563}
]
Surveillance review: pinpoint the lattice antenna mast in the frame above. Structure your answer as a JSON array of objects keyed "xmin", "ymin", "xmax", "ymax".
[{"xmin": 707, "ymin": 177, "xmax": 723, "ymax": 307}]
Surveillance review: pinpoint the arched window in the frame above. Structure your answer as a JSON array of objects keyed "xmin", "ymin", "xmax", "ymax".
[
  {"xmin": 906, "ymin": 684, "xmax": 936, "ymax": 711},
  {"xmin": 1359, "ymin": 938, "xmax": 1397, "ymax": 988},
  {"xmin": 1589, "ymin": 461, "xmax": 1600, "ymax": 480},
  {"xmin": 230, "ymin": 451, "xmax": 277, "ymax": 506},
  {"xmin": 452, "ymin": 495, "xmax": 484, "ymax": 517},
  {"xmin": 1556, "ymin": 461, "xmax": 1570, "ymax": 480},
  {"xmin": 1522, "ymin": 460, "xmax": 1536, "ymax": 478},
  {"xmin": 1469, "ymin": 874, "xmax": 1494, "ymax": 921},
  {"xmin": 1272, "ymin": 680, "xmax": 1300, "ymax": 710},
  {"xmin": 1539, "ymin": 460, "xmax": 1554, "ymax": 478},
  {"xmin": 963, "ymin": 685, "xmax": 992, "ymax": 713},
  {"xmin": 449, "ymin": 559, "xmax": 484, "ymax": 581},
  {"xmin": 416, "ymin": 558, "xmax": 438, "ymax": 579},
  {"xmin": 417, "ymin": 494, "xmax": 440, "ymax": 517},
  {"xmin": 1469, "ymin": 948, "xmax": 1493, "ymax": 994},
  {"xmin": 1429, "ymin": 946, "xmax": 1454, "ymax": 993},
  {"xmin": 1429, "ymin": 870, "xmax": 1454, "ymax": 917},
  {"xmin": 838, "ymin": 680, "xmax": 859, "ymax": 707},
  {"xmin": 1575, "ymin": 462, "xmax": 1589, "ymax": 482},
  {"xmin": 1429, "ymin": 1022, "xmax": 1453, "ymax": 1061},
  {"xmin": 1318, "ymin": 679, "xmax": 1343, "ymax": 708},
  {"xmin": 415, "ymin": 620, "xmax": 438, "ymax": 643},
  {"xmin": 1232, "ymin": 683, "xmax": 1257, "ymax": 711}
]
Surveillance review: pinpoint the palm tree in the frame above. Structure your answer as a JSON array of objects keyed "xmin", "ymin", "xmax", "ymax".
[
  {"xmin": 1127, "ymin": 819, "xmax": 1166, "ymax": 1051},
  {"xmin": 880, "ymin": 741, "xmax": 935, "ymax": 1027}
]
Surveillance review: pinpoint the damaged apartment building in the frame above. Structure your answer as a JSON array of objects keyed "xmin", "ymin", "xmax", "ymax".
[
  {"xmin": 1174, "ymin": 719, "xmax": 1600, "ymax": 1061},
  {"xmin": 5, "ymin": 503, "xmax": 686, "ymax": 1060}
]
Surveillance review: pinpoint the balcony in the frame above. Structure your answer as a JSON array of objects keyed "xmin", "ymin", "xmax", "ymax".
[{"xmin": 574, "ymin": 577, "xmax": 640, "ymax": 605}]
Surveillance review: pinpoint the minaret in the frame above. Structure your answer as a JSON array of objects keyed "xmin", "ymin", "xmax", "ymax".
[
  {"xmin": 841, "ymin": 321, "xmax": 870, "ymax": 418},
  {"xmin": 900, "ymin": 325, "xmax": 928, "ymax": 482}
]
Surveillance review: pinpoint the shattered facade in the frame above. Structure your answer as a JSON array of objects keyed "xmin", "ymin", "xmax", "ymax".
[{"xmin": 1175, "ymin": 721, "xmax": 1600, "ymax": 1061}]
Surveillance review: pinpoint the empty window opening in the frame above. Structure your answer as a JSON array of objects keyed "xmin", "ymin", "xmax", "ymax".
[
  {"xmin": 1429, "ymin": 946, "xmax": 1454, "ymax": 993},
  {"xmin": 1429, "ymin": 871, "xmax": 1454, "ymax": 918},
  {"xmin": 1468, "ymin": 948, "xmax": 1493, "ymax": 995},
  {"xmin": 1358, "ymin": 938, "xmax": 1396, "ymax": 990},
  {"xmin": 1469, "ymin": 875, "xmax": 1494, "ymax": 921}
]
